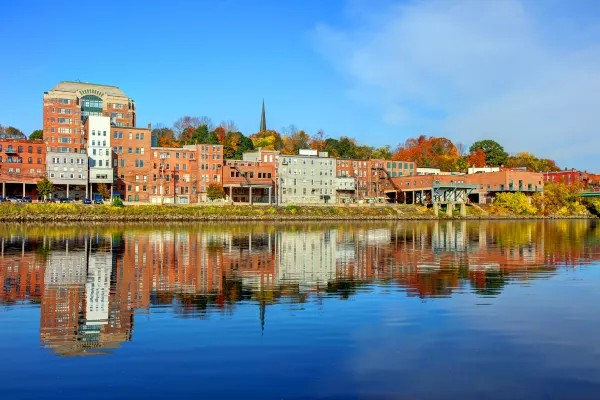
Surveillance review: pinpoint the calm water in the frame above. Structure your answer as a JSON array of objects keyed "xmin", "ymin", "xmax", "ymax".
[{"xmin": 1, "ymin": 221, "xmax": 600, "ymax": 400}]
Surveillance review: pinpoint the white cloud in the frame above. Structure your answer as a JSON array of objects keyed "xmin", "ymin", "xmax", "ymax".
[{"xmin": 313, "ymin": 0, "xmax": 600, "ymax": 169}]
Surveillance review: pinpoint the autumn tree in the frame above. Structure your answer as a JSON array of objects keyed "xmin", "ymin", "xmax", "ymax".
[
  {"xmin": 97, "ymin": 183, "xmax": 111, "ymax": 199},
  {"xmin": 173, "ymin": 116, "xmax": 213, "ymax": 141},
  {"xmin": 224, "ymin": 132, "xmax": 254, "ymax": 159},
  {"xmin": 213, "ymin": 126, "xmax": 227, "ymax": 144},
  {"xmin": 29, "ymin": 130, "xmax": 43, "ymax": 140},
  {"xmin": 152, "ymin": 124, "xmax": 179, "ymax": 148},
  {"xmin": 282, "ymin": 127, "xmax": 310, "ymax": 155},
  {"xmin": 467, "ymin": 148, "xmax": 487, "ymax": 168},
  {"xmin": 469, "ymin": 140, "xmax": 508, "ymax": 167},
  {"xmin": 219, "ymin": 120, "xmax": 238, "ymax": 134},
  {"xmin": 0, "ymin": 125, "xmax": 25, "ymax": 139},
  {"xmin": 250, "ymin": 130, "xmax": 284, "ymax": 151},
  {"xmin": 309, "ymin": 130, "xmax": 327, "ymax": 151},
  {"xmin": 394, "ymin": 135, "xmax": 459, "ymax": 170},
  {"xmin": 207, "ymin": 183, "xmax": 225, "ymax": 201},
  {"xmin": 506, "ymin": 152, "xmax": 560, "ymax": 172}
]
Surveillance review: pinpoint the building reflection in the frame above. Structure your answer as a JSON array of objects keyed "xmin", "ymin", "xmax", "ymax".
[{"xmin": 0, "ymin": 220, "xmax": 599, "ymax": 356}]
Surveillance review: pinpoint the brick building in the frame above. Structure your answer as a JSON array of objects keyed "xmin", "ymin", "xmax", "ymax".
[
  {"xmin": 112, "ymin": 126, "xmax": 152, "ymax": 202},
  {"xmin": 543, "ymin": 170, "xmax": 600, "ymax": 189},
  {"xmin": 43, "ymin": 82, "xmax": 137, "ymax": 199},
  {"xmin": 0, "ymin": 139, "xmax": 46, "ymax": 199},
  {"xmin": 223, "ymin": 160, "xmax": 276, "ymax": 203}
]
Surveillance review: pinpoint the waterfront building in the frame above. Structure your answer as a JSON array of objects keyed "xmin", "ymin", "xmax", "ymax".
[
  {"xmin": 222, "ymin": 159, "xmax": 275, "ymax": 203},
  {"xmin": 85, "ymin": 116, "xmax": 113, "ymax": 194},
  {"xmin": 43, "ymin": 82, "xmax": 136, "ymax": 155},
  {"xmin": 112, "ymin": 126, "xmax": 152, "ymax": 202},
  {"xmin": 0, "ymin": 138, "xmax": 46, "ymax": 199},
  {"xmin": 277, "ymin": 149, "xmax": 336, "ymax": 204}
]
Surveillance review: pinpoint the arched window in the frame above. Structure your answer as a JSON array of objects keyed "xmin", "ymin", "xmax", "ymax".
[{"xmin": 81, "ymin": 95, "xmax": 103, "ymax": 117}]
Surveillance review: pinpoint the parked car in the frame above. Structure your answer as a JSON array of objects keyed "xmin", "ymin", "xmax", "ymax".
[
  {"xmin": 94, "ymin": 199, "xmax": 104, "ymax": 204},
  {"xmin": 6, "ymin": 196, "xmax": 22, "ymax": 203},
  {"xmin": 83, "ymin": 198, "xmax": 92, "ymax": 205},
  {"xmin": 59, "ymin": 198, "xmax": 73, "ymax": 203},
  {"xmin": 47, "ymin": 198, "xmax": 57, "ymax": 203},
  {"xmin": 0, "ymin": 196, "xmax": 4, "ymax": 202},
  {"xmin": 22, "ymin": 196, "xmax": 32, "ymax": 203}
]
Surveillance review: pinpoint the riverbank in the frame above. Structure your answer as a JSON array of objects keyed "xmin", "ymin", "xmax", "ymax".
[{"xmin": 0, "ymin": 203, "xmax": 596, "ymax": 222}]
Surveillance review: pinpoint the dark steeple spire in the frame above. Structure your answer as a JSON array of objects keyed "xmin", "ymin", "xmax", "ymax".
[{"xmin": 260, "ymin": 99, "xmax": 266, "ymax": 132}]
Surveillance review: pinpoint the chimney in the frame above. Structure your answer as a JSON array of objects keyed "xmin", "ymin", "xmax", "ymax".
[{"xmin": 148, "ymin": 123, "xmax": 152, "ymax": 129}]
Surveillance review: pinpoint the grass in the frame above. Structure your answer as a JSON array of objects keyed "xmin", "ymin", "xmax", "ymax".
[
  {"xmin": 0, "ymin": 201, "xmax": 594, "ymax": 222},
  {"xmin": 0, "ymin": 203, "xmax": 410, "ymax": 221}
]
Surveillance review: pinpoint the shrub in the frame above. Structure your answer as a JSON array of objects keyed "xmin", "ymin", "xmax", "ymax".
[
  {"xmin": 492, "ymin": 192, "xmax": 538, "ymax": 215},
  {"xmin": 112, "ymin": 197, "xmax": 124, "ymax": 208}
]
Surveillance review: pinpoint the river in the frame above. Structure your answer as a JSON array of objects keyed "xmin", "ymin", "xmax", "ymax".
[{"xmin": 1, "ymin": 220, "xmax": 599, "ymax": 399}]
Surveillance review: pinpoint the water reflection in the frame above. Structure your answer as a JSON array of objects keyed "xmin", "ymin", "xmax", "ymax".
[{"xmin": 1, "ymin": 220, "xmax": 599, "ymax": 357}]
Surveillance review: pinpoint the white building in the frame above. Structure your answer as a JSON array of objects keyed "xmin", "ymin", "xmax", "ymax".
[
  {"xmin": 278, "ymin": 149, "xmax": 337, "ymax": 204},
  {"xmin": 467, "ymin": 166, "xmax": 500, "ymax": 174},
  {"xmin": 85, "ymin": 116, "xmax": 113, "ymax": 187}
]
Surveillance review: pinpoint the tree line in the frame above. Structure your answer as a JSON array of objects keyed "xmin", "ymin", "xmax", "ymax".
[
  {"xmin": 151, "ymin": 116, "xmax": 561, "ymax": 173},
  {"xmin": 2, "ymin": 118, "xmax": 562, "ymax": 173}
]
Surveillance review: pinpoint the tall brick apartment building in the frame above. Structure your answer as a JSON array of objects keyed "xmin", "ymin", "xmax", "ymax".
[{"xmin": 43, "ymin": 81, "xmax": 137, "ymax": 198}]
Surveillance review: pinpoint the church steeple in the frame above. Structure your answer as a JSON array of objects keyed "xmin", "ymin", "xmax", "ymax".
[{"xmin": 259, "ymin": 99, "xmax": 266, "ymax": 132}]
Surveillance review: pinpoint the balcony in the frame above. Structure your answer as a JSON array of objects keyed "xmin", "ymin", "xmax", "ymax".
[{"xmin": 4, "ymin": 147, "xmax": 18, "ymax": 154}]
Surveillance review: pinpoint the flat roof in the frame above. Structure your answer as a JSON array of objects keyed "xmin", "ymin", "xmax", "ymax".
[{"xmin": 50, "ymin": 81, "xmax": 130, "ymax": 98}]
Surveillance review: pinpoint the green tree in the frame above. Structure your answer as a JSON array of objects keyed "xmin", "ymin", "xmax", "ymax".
[
  {"xmin": 207, "ymin": 183, "xmax": 225, "ymax": 200},
  {"xmin": 371, "ymin": 145, "xmax": 393, "ymax": 160},
  {"xmin": 29, "ymin": 130, "xmax": 43, "ymax": 140},
  {"xmin": 469, "ymin": 140, "xmax": 508, "ymax": 166},
  {"xmin": 36, "ymin": 178, "xmax": 54, "ymax": 201}
]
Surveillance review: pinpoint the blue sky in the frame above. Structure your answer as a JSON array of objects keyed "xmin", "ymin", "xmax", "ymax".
[{"xmin": 1, "ymin": 0, "xmax": 599, "ymax": 171}]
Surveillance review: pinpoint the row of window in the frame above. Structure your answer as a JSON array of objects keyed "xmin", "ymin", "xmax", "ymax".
[
  {"xmin": 0, "ymin": 145, "xmax": 43, "ymax": 154},
  {"xmin": 281, "ymin": 178, "xmax": 334, "ymax": 187},
  {"xmin": 47, "ymin": 107, "xmax": 78, "ymax": 115},
  {"xmin": 281, "ymin": 157, "xmax": 333, "ymax": 166},
  {"xmin": 50, "ymin": 157, "xmax": 85, "ymax": 165},
  {"xmin": 46, "ymin": 147, "xmax": 85, "ymax": 153},
  {"xmin": 230, "ymin": 171, "xmax": 273, "ymax": 179},
  {"xmin": 47, "ymin": 127, "xmax": 80, "ymax": 134},
  {"xmin": 282, "ymin": 188, "xmax": 333, "ymax": 195},
  {"xmin": 3, "ymin": 167, "xmax": 43, "ymax": 175},
  {"xmin": 387, "ymin": 162, "xmax": 414, "ymax": 170},
  {"xmin": 46, "ymin": 117, "xmax": 78, "ymax": 124},
  {"xmin": 48, "ymin": 173, "xmax": 85, "ymax": 179},
  {"xmin": 0, "ymin": 157, "xmax": 43, "ymax": 164},
  {"xmin": 113, "ymin": 131, "xmax": 145, "ymax": 140}
]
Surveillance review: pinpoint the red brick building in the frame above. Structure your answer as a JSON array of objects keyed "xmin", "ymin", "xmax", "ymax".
[
  {"xmin": 43, "ymin": 82, "xmax": 136, "ymax": 154},
  {"xmin": 223, "ymin": 160, "xmax": 276, "ymax": 203},
  {"xmin": 0, "ymin": 138, "xmax": 46, "ymax": 199},
  {"xmin": 112, "ymin": 126, "xmax": 152, "ymax": 202},
  {"xmin": 543, "ymin": 170, "xmax": 600, "ymax": 189}
]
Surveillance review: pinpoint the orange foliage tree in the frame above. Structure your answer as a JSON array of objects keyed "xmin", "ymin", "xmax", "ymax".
[
  {"xmin": 467, "ymin": 149, "xmax": 487, "ymax": 167},
  {"xmin": 393, "ymin": 135, "xmax": 459, "ymax": 171}
]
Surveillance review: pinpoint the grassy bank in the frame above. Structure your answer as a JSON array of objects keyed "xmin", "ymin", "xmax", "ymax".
[{"xmin": 0, "ymin": 202, "xmax": 596, "ymax": 222}]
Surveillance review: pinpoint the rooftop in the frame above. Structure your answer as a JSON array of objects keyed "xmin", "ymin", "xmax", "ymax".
[{"xmin": 49, "ymin": 81, "xmax": 130, "ymax": 98}]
